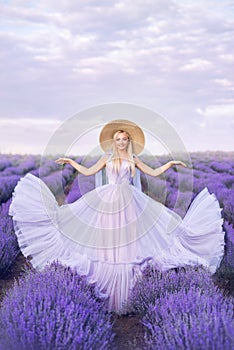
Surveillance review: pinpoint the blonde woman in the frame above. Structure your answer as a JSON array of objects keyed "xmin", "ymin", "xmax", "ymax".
[{"xmin": 9, "ymin": 119, "xmax": 224, "ymax": 314}]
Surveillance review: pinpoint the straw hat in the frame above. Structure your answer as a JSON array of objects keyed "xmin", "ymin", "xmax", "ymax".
[{"xmin": 99, "ymin": 119, "xmax": 145, "ymax": 154}]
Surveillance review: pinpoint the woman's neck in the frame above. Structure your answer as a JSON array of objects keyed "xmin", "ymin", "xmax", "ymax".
[{"xmin": 117, "ymin": 150, "xmax": 128, "ymax": 159}]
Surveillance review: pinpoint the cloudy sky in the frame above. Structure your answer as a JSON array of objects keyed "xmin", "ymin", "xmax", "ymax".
[{"xmin": 0, "ymin": 0, "xmax": 233, "ymax": 155}]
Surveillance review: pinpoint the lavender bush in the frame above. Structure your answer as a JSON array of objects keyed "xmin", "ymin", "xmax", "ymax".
[
  {"xmin": 0, "ymin": 175, "xmax": 21, "ymax": 203},
  {"xmin": 0, "ymin": 155, "xmax": 39, "ymax": 204},
  {"xmin": 66, "ymin": 175, "xmax": 95, "ymax": 203},
  {"xmin": 35, "ymin": 158, "xmax": 60, "ymax": 177},
  {"xmin": 65, "ymin": 175, "xmax": 82, "ymax": 203},
  {"xmin": 41, "ymin": 170, "xmax": 73, "ymax": 196},
  {"xmin": 210, "ymin": 160, "xmax": 233, "ymax": 173},
  {"xmin": 128, "ymin": 265, "xmax": 215, "ymax": 316},
  {"xmin": 141, "ymin": 174, "xmax": 167, "ymax": 204},
  {"xmin": 0, "ymin": 158, "xmax": 12, "ymax": 171},
  {"xmin": 65, "ymin": 157, "xmax": 97, "ymax": 203},
  {"xmin": 0, "ymin": 263, "xmax": 114, "ymax": 350},
  {"xmin": 0, "ymin": 154, "xmax": 76, "ymax": 205},
  {"xmin": 0, "ymin": 200, "xmax": 19, "ymax": 277},
  {"xmin": 215, "ymin": 220, "xmax": 234, "ymax": 287},
  {"xmin": 143, "ymin": 286, "xmax": 234, "ymax": 350},
  {"xmin": 0, "ymin": 157, "xmax": 38, "ymax": 177},
  {"xmin": 224, "ymin": 220, "xmax": 234, "ymax": 265},
  {"xmin": 34, "ymin": 157, "xmax": 81, "ymax": 201}
]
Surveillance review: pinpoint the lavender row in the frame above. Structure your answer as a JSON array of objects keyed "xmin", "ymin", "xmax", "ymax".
[
  {"xmin": 0, "ymin": 200, "xmax": 20, "ymax": 277},
  {"xmin": 65, "ymin": 156, "xmax": 98, "ymax": 203},
  {"xmin": 0, "ymin": 158, "xmax": 76, "ymax": 204},
  {"xmin": 128, "ymin": 265, "xmax": 234, "ymax": 349},
  {"xmin": 140, "ymin": 154, "xmax": 233, "ymax": 222},
  {"xmin": 0, "ymin": 263, "xmax": 114, "ymax": 350},
  {"xmin": 41, "ymin": 166, "xmax": 75, "ymax": 197},
  {"xmin": 143, "ymin": 286, "xmax": 234, "ymax": 350},
  {"xmin": 0, "ymin": 154, "xmax": 63, "ymax": 177},
  {"xmin": 218, "ymin": 221, "xmax": 234, "ymax": 272},
  {"xmin": 0, "ymin": 175, "xmax": 21, "ymax": 204},
  {"xmin": 128, "ymin": 265, "xmax": 215, "ymax": 315},
  {"xmin": 0, "ymin": 155, "xmax": 40, "ymax": 176}
]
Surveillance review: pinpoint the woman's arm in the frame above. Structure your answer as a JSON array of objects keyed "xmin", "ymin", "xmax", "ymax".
[
  {"xmin": 55, "ymin": 155, "xmax": 108, "ymax": 176},
  {"xmin": 134, "ymin": 156, "xmax": 187, "ymax": 177}
]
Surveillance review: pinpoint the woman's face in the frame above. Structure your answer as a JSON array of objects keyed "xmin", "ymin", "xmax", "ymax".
[{"xmin": 114, "ymin": 131, "xmax": 129, "ymax": 151}]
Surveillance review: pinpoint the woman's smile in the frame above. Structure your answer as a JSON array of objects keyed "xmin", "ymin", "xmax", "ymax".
[{"xmin": 115, "ymin": 135, "xmax": 129, "ymax": 150}]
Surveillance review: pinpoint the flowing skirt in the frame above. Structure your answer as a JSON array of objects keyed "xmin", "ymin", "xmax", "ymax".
[{"xmin": 9, "ymin": 173, "xmax": 225, "ymax": 313}]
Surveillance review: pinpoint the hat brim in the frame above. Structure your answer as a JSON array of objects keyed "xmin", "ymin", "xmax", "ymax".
[{"xmin": 99, "ymin": 119, "xmax": 145, "ymax": 155}]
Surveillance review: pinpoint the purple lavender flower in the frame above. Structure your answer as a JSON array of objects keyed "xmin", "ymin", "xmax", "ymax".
[
  {"xmin": 220, "ymin": 221, "xmax": 234, "ymax": 270},
  {"xmin": 65, "ymin": 176, "xmax": 82, "ymax": 203},
  {"xmin": 0, "ymin": 159, "xmax": 12, "ymax": 171},
  {"xmin": 65, "ymin": 158, "xmax": 97, "ymax": 203},
  {"xmin": 0, "ymin": 200, "xmax": 19, "ymax": 277},
  {"xmin": 143, "ymin": 286, "xmax": 234, "ymax": 350},
  {"xmin": 128, "ymin": 265, "xmax": 215, "ymax": 316},
  {"xmin": 0, "ymin": 175, "xmax": 21, "ymax": 204},
  {"xmin": 0, "ymin": 263, "xmax": 114, "ymax": 350}
]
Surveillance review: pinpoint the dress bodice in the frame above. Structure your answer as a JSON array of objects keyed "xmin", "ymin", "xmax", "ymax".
[{"xmin": 106, "ymin": 159, "xmax": 131, "ymax": 185}]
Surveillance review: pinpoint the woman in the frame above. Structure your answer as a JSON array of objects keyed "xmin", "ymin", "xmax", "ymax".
[{"xmin": 9, "ymin": 119, "xmax": 225, "ymax": 314}]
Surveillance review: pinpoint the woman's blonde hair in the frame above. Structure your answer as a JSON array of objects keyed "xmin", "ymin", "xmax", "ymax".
[{"xmin": 111, "ymin": 130, "xmax": 136, "ymax": 177}]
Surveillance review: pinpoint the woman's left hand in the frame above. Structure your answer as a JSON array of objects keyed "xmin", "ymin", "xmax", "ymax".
[
  {"xmin": 55, "ymin": 158, "xmax": 72, "ymax": 165},
  {"xmin": 171, "ymin": 160, "xmax": 187, "ymax": 167}
]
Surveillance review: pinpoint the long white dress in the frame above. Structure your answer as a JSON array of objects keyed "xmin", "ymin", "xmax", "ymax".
[{"xmin": 9, "ymin": 159, "xmax": 225, "ymax": 313}]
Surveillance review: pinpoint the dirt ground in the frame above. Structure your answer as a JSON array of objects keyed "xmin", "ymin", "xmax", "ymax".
[
  {"xmin": 0, "ymin": 254, "xmax": 29, "ymax": 303},
  {"xmin": 112, "ymin": 313, "xmax": 146, "ymax": 349}
]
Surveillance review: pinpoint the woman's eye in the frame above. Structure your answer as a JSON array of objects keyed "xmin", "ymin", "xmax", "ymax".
[{"xmin": 116, "ymin": 137, "xmax": 128, "ymax": 142}]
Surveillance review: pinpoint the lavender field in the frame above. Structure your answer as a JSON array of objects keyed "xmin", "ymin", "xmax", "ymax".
[{"xmin": 0, "ymin": 151, "xmax": 233, "ymax": 349}]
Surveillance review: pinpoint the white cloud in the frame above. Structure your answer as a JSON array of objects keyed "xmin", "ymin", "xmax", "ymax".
[
  {"xmin": 219, "ymin": 54, "xmax": 234, "ymax": 63},
  {"xmin": 201, "ymin": 104, "xmax": 234, "ymax": 117},
  {"xmin": 214, "ymin": 79, "xmax": 234, "ymax": 90},
  {"xmin": 179, "ymin": 59, "xmax": 214, "ymax": 72},
  {"xmin": 197, "ymin": 104, "xmax": 234, "ymax": 128}
]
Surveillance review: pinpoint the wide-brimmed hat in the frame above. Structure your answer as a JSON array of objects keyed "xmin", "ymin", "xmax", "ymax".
[{"xmin": 99, "ymin": 119, "xmax": 145, "ymax": 154}]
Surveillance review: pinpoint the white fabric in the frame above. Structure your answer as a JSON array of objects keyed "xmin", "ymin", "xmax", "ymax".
[{"xmin": 95, "ymin": 154, "xmax": 142, "ymax": 191}]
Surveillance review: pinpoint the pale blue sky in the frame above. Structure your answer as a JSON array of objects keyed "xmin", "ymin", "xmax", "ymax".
[{"xmin": 0, "ymin": 0, "xmax": 233, "ymax": 154}]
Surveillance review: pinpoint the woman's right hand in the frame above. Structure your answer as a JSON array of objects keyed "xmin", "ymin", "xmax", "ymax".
[
  {"xmin": 55, "ymin": 158, "xmax": 72, "ymax": 165},
  {"xmin": 170, "ymin": 160, "xmax": 187, "ymax": 167}
]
